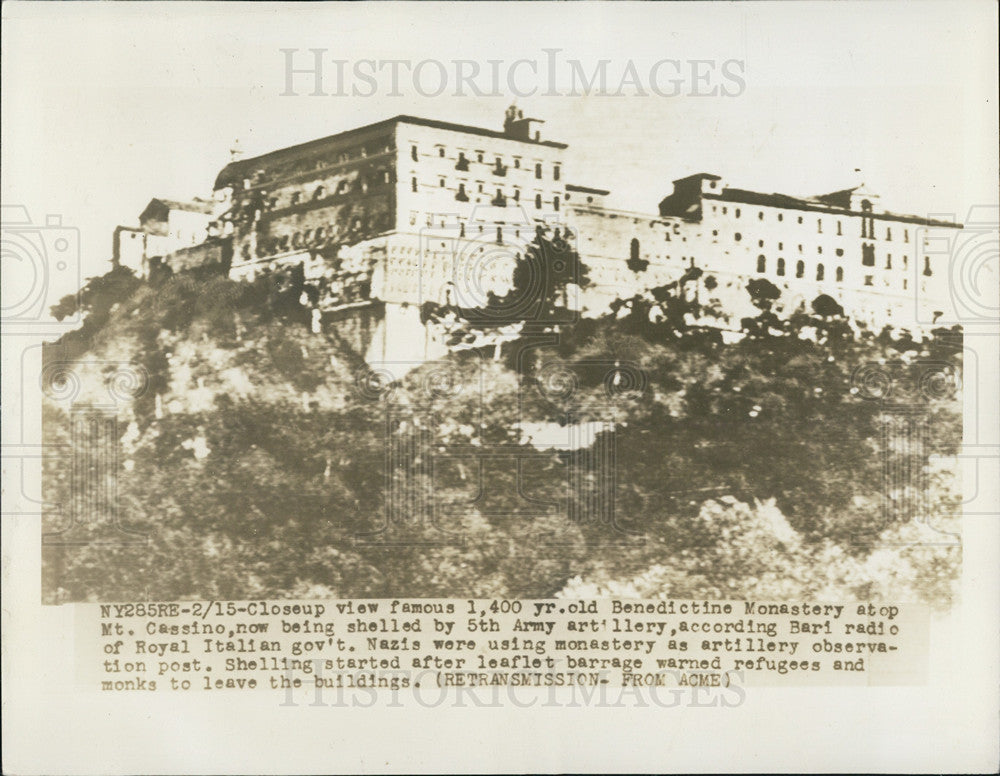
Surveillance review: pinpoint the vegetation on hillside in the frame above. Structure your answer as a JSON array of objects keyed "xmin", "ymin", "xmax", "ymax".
[{"xmin": 42, "ymin": 257, "xmax": 963, "ymax": 605}]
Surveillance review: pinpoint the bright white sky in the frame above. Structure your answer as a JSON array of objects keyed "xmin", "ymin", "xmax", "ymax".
[{"xmin": 3, "ymin": 1, "xmax": 997, "ymax": 305}]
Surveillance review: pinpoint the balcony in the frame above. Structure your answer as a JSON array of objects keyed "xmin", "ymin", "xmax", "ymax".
[
  {"xmin": 492, "ymin": 163, "xmax": 508, "ymax": 177},
  {"xmin": 491, "ymin": 195, "xmax": 507, "ymax": 207},
  {"xmin": 455, "ymin": 157, "xmax": 470, "ymax": 172}
]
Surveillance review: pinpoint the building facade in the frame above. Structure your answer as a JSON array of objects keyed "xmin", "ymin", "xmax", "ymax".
[{"xmin": 116, "ymin": 109, "xmax": 962, "ymax": 363}]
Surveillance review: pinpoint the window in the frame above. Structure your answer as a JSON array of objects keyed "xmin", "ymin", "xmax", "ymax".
[
  {"xmin": 904, "ymin": 229, "xmax": 909, "ymax": 242},
  {"xmin": 496, "ymin": 226, "xmax": 503, "ymax": 244},
  {"xmin": 817, "ymin": 263, "xmax": 825, "ymax": 281},
  {"xmin": 835, "ymin": 248, "xmax": 844, "ymax": 257},
  {"xmin": 864, "ymin": 275, "xmax": 874, "ymax": 286},
  {"xmin": 456, "ymin": 183, "xmax": 468, "ymax": 201},
  {"xmin": 817, "ymin": 218, "xmax": 823, "ymax": 233},
  {"xmin": 411, "ymin": 177, "xmax": 418, "ymax": 192},
  {"xmin": 758, "ymin": 211, "xmax": 764, "ymax": 221},
  {"xmin": 456, "ymin": 152, "xmax": 469, "ymax": 171},
  {"xmin": 797, "ymin": 216, "xmax": 803, "ymax": 224},
  {"xmin": 553, "ymin": 165, "xmax": 561, "ymax": 181},
  {"xmin": 735, "ymin": 208, "xmax": 741, "ymax": 218},
  {"xmin": 291, "ymin": 192, "xmax": 301, "ymax": 205},
  {"xmin": 513, "ymin": 188, "xmax": 520, "ymax": 201},
  {"xmin": 757, "ymin": 255, "xmax": 766, "ymax": 273},
  {"xmin": 314, "ymin": 186, "xmax": 325, "ymax": 200},
  {"xmin": 439, "ymin": 178, "xmax": 446, "ymax": 187},
  {"xmin": 818, "ymin": 246, "xmax": 823, "ymax": 254},
  {"xmin": 535, "ymin": 163, "xmax": 542, "ymax": 179},
  {"xmin": 862, "ymin": 243, "xmax": 875, "ymax": 266},
  {"xmin": 477, "ymin": 152, "xmax": 484, "ymax": 163},
  {"xmin": 837, "ymin": 220, "xmax": 842, "ymax": 236},
  {"xmin": 411, "ymin": 145, "xmax": 418, "ymax": 161},
  {"xmin": 778, "ymin": 242, "xmax": 783, "ymax": 250},
  {"xmin": 886, "ymin": 254, "xmax": 892, "ymax": 269},
  {"xmin": 777, "ymin": 258, "xmax": 785, "ymax": 276},
  {"xmin": 734, "ymin": 232, "xmax": 742, "ymax": 241},
  {"xmin": 923, "ymin": 256, "xmax": 932, "ymax": 276},
  {"xmin": 438, "ymin": 147, "xmax": 445, "ymax": 157},
  {"xmin": 835, "ymin": 266, "xmax": 843, "ymax": 282},
  {"xmin": 722, "ymin": 207, "xmax": 728, "ymax": 215},
  {"xmin": 712, "ymin": 229, "xmax": 719, "ymax": 237},
  {"xmin": 553, "ymin": 196, "xmax": 560, "ymax": 211},
  {"xmin": 903, "ymin": 278, "xmax": 907, "ymax": 289},
  {"xmin": 514, "ymin": 158, "xmax": 520, "ymax": 168},
  {"xmin": 778, "ymin": 213, "xmax": 784, "ymax": 222},
  {"xmin": 886, "ymin": 227, "xmax": 892, "ymax": 241},
  {"xmin": 758, "ymin": 239, "xmax": 765, "ymax": 248},
  {"xmin": 630, "ymin": 238, "xmax": 640, "ymax": 263},
  {"xmin": 535, "ymin": 194, "xmax": 542, "ymax": 209},
  {"xmin": 796, "ymin": 260, "xmax": 805, "ymax": 278},
  {"xmin": 477, "ymin": 182, "xmax": 483, "ymax": 193}
]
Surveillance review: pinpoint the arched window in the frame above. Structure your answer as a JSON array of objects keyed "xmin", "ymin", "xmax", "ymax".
[
  {"xmin": 836, "ymin": 266, "xmax": 844, "ymax": 282},
  {"xmin": 816, "ymin": 263, "xmax": 825, "ymax": 281},
  {"xmin": 630, "ymin": 238, "xmax": 640, "ymax": 262},
  {"xmin": 796, "ymin": 260, "xmax": 805, "ymax": 278},
  {"xmin": 757, "ymin": 255, "xmax": 766, "ymax": 273},
  {"xmin": 777, "ymin": 258, "xmax": 785, "ymax": 276}
]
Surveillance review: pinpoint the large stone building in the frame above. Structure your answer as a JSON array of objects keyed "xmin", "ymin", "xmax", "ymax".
[
  {"xmin": 114, "ymin": 108, "xmax": 962, "ymax": 363},
  {"xmin": 114, "ymin": 197, "xmax": 215, "ymax": 277}
]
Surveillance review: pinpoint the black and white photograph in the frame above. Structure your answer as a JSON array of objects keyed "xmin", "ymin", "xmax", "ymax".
[{"xmin": 3, "ymin": 1, "xmax": 998, "ymax": 773}]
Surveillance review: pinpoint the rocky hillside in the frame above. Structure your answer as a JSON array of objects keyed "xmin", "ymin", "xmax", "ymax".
[{"xmin": 42, "ymin": 265, "xmax": 963, "ymax": 606}]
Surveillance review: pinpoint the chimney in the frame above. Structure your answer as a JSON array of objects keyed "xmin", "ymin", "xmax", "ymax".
[{"xmin": 503, "ymin": 103, "xmax": 544, "ymax": 142}]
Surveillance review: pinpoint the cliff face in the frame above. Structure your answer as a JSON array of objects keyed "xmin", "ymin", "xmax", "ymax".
[{"xmin": 44, "ymin": 272, "xmax": 369, "ymax": 427}]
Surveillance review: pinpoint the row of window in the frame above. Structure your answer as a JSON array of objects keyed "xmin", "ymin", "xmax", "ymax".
[
  {"xmin": 757, "ymin": 256, "xmax": 843, "ymax": 283},
  {"xmin": 410, "ymin": 177, "xmax": 560, "ymax": 210},
  {"xmin": 410, "ymin": 144, "xmax": 560, "ymax": 180},
  {"xmin": 708, "ymin": 203, "xmax": 911, "ymax": 241},
  {"xmin": 254, "ymin": 171, "xmax": 393, "ymax": 212},
  {"xmin": 755, "ymin": 254, "xmax": 932, "ymax": 284}
]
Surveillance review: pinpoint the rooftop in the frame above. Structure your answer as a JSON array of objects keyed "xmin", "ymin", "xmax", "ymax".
[
  {"xmin": 139, "ymin": 197, "xmax": 214, "ymax": 221},
  {"xmin": 214, "ymin": 115, "xmax": 568, "ymax": 189}
]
